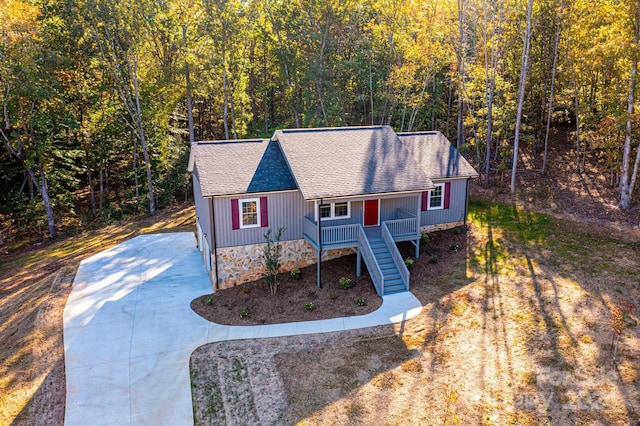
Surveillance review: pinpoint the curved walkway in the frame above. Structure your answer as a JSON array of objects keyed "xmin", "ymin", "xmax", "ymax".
[{"xmin": 63, "ymin": 232, "xmax": 422, "ymax": 426}]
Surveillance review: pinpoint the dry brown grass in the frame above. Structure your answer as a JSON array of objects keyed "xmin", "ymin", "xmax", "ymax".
[
  {"xmin": 191, "ymin": 203, "xmax": 640, "ymax": 425},
  {"xmin": 0, "ymin": 203, "xmax": 195, "ymax": 425}
]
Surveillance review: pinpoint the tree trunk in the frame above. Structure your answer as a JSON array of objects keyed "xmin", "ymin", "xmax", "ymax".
[
  {"xmin": 510, "ymin": 0, "xmax": 534, "ymax": 194},
  {"xmin": 456, "ymin": 0, "xmax": 465, "ymax": 150},
  {"xmin": 130, "ymin": 57, "xmax": 155, "ymax": 215},
  {"xmin": 186, "ymin": 64, "xmax": 195, "ymax": 143},
  {"xmin": 542, "ymin": 27, "xmax": 560, "ymax": 175},
  {"xmin": 619, "ymin": 56, "xmax": 638, "ymax": 209},
  {"xmin": 620, "ymin": 4, "xmax": 639, "ymax": 209},
  {"xmin": 39, "ymin": 169, "xmax": 56, "ymax": 238}
]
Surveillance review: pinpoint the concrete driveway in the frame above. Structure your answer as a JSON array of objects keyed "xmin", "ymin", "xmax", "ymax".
[{"xmin": 63, "ymin": 232, "xmax": 422, "ymax": 425}]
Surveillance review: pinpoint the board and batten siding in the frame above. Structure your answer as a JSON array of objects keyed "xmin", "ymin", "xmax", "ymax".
[
  {"xmin": 380, "ymin": 195, "xmax": 420, "ymax": 222},
  {"xmin": 215, "ymin": 191, "xmax": 306, "ymax": 248},
  {"xmin": 193, "ymin": 172, "xmax": 213, "ymax": 250},
  {"xmin": 420, "ymin": 178, "xmax": 468, "ymax": 226},
  {"xmin": 305, "ymin": 200, "xmax": 364, "ymax": 227}
]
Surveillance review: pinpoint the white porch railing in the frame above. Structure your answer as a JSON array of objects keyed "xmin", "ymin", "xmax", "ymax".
[
  {"xmin": 322, "ymin": 224, "xmax": 359, "ymax": 245},
  {"xmin": 385, "ymin": 217, "xmax": 418, "ymax": 238},
  {"xmin": 358, "ymin": 225, "xmax": 384, "ymax": 296},
  {"xmin": 304, "ymin": 217, "xmax": 359, "ymax": 246},
  {"xmin": 382, "ymin": 222, "xmax": 409, "ymax": 291}
]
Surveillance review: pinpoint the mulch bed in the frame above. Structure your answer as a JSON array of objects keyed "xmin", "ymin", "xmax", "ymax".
[
  {"xmin": 191, "ymin": 254, "xmax": 383, "ymax": 325},
  {"xmin": 191, "ymin": 227, "xmax": 472, "ymax": 326}
]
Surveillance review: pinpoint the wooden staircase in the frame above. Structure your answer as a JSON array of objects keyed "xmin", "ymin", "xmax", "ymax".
[{"xmin": 369, "ymin": 238, "xmax": 407, "ymax": 295}]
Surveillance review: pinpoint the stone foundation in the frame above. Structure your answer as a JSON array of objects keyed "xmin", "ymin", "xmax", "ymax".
[
  {"xmin": 210, "ymin": 239, "xmax": 355, "ymax": 291},
  {"xmin": 420, "ymin": 221, "xmax": 465, "ymax": 234}
]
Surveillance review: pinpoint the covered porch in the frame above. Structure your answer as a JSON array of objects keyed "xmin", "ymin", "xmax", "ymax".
[{"xmin": 302, "ymin": 197, "xmax": 422, "ymax": 297}]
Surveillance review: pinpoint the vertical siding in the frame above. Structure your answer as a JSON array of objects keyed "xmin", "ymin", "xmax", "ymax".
[
  {"xmin": 305, "ymin": 200, "xmax": 364, "ymax": 227},
  {"xmin": 215, "ymin": 191, "xmax": 306, "ymax": 247},
  {"xmin": 193, "ymin": 173, "xmax": 213, "ymax": 250},
  {"xmin": 380, "ymin": 195, "xmax": 420, "ymax": 221},
  {"xmin": 420, "ymin": 179, "xmax": 468, "ymax": 226}
]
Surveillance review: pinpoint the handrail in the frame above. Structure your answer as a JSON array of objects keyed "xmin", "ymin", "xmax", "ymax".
[
  {"xmin": 322, "ymin": 224, "xmax": 359, "ymax": 245},
  {"xmin": 303, "ymin": 216, "xmax": 318, "ymax": 245},
  {"xmin": 357, "ymin": 225, "xmax": 384, "ymax": 296},
  {"xmin": 396, "ymin": 208, "xmax": 416, "ymax": 219},
  {"xmin": 382, "ymin": 222, "xmax": 410, "ymax": 290},
  {"xmin": 385, "ymin": 217, "xmax": 418, "ymax": 237}
]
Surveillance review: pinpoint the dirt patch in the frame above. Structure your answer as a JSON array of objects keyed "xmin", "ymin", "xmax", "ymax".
[
  {"xmin": 192, "ymin": 254, "xmax": 382, "ymax": 325},
  {"xmin": 191, "ymin": 218, "xmax": 640, "ymax": 425}
]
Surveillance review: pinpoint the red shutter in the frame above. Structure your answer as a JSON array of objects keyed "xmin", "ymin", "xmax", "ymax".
[
  {"xmin": 260, "ymin": 196, "xmax": 268, "ymax": 227},
  {"xmin": 444, "ymin": 182, "xmax": 451, "ymax": 209},
  {"xmin": 231, "ymin": 199, "xmax": 240, "ymax": 230},
  {"xmin": 421, "ymin": 191, "xmax": 429, "ymax": 211}
]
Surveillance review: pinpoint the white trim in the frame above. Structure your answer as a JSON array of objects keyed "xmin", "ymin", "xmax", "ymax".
[
  {"xmin": 239, "ymin": 197, "xmax": 261, "ymax": 229},
  {"xmin": 307, "ymin": 189, "xmax": 431, "ymax": 203},
  {"xmin": 428, "ymin": 183, "xmax": 445, "ymax": 210},
  {"xmin": 363, "ymin": 199, "xmax": 380, "ymax": 227},
  {"xmin": 314, "ymin": 201, "xmax": 351, "ymax": 221},
  {"xmin": 204, "ymin": 189, "xmax": 298, "ymax": 199}
]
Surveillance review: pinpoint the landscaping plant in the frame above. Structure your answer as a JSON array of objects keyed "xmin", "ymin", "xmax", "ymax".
[
  {"xmin": 304, "ymin": 302, "xmax": 315, "ymax": 310},
  {"xmin": 404, "ymin": 257, "xmax": 415, "ymax": 270},
  {"xmin": 339, "ymin": 277, "xmax": 352, "ymax": 289},
  {"xmin": 238, "ymin": 308, "xmax": 249, "ymax": 318},
  {"xmin": 356, "ymin": 297, "xmax": 365, "ymax": 306},
  {"xmin": 290, "ymin": 268, "xmax": 301, "ymax": 279},
  {"xmin": 262, "ymin": 227, "xmax": 286, "ymax": 296},
  {"xmin": 610, "ymin": 297, "xmax": 637, "ymax": 360}
]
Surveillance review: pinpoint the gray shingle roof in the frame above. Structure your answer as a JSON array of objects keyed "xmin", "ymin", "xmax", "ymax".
[
  {"xmin": 274, "ymin": 126, "xmax": 434, "ymax": 200},
  {"xmin": 398, "ymin": 131, "xmax": 479, "ymax": 180},
  {"xmin": 188, "ymin": 139, "xmax": 297, "ymax": 197}
]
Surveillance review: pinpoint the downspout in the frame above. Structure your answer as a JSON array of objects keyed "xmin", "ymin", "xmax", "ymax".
[
  {"xmin": 317, "ymin": 198, "xmax": 322, "ymax": 288},
  {"xmin": 211, "ymin": 196, "xmax": 219, "ymax": 293},
  {"xmin": 464, "ymin": 179, "xmax": 470, "ymax": 225}
]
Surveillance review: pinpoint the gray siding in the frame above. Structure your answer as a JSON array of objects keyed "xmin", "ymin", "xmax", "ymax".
[
  {"xmin": 215, "ymin": 191, "xmax": 306, "ymax": 247},
  {"xmin": 380, "ymin": 195, "xmax": 420, "ymax": 221},
  {"xmin": 420, "ymin": 178, "xmax": 469, "ymax": 226},
  {"xmin": 193, "ymin": 172, "xmax": 213, "ymax": 250},
  {"xmin": 305, "ymin": 200, "xmax": 364, "ymax": 227}
]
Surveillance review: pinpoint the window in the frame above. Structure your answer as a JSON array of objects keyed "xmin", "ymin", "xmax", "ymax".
[
  {"xmin": 240, "ymin": 198, "xmax": 260, "ymax": 228},
  {"xmin": 428, "ymin": 183, "xmax": 444, "ymax": 210},
  {"xmin": 315, "ymin": 201, "xmax": 351, "ymax": 221}
]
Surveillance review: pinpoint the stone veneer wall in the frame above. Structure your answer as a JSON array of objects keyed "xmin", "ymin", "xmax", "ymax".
[
  {"xmin": 420, "ymin": 220, "xmax": 465, "ymax": 233},
  {"xmin": 211, "ymin": 239, "xmax": 354, "ymax": 291}
]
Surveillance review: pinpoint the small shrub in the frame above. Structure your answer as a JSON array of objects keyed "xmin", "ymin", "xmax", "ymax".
[
  {"xmin": 206, "ymin": 296, "xmax": 214, "ymax": 305},
  {"xmin": 241, "ymin": 287, "xmax": 250, "ymax": 294},
  {"xmin": 290, "ymin": 268, "xmax": 301, "ymax": 279},
  {"xmin": 404, "ymin": 257, "xmax": 415, "ymax": 270},
  {"xmin": 339, "ymin": 277, "xmax": 352, "ymax": 289},
  {"xmin": 304, "ymin": 301, "xmax": 315, "ymax": 310},
  {"xmin": 329, "ymin": 293, "xmax": 336, "ymax": 299},
  {"xmin": 449, "ymin": 242, "xmax": 460, "ymax": 251},
  {"xmin": 356, "ymin": 297, "xmax": 365, "ymax": 306},
  {"xmin": 262, "ymin": 227, "xmax": 286, "ymax": 296},
  {"xmin": 454, "ymin": 227, "xmax": 462, "ymax": 235},
  {"xmin": 421, "ymin": 233, "xmax": 430, "ymax": 243},
  {"xmin": 430, "ymin": 255, "xmax": 439, "ymax": 264},
  {"xmin": 239, "ymin": 307, "xmax": 249, "ymax": 318}
]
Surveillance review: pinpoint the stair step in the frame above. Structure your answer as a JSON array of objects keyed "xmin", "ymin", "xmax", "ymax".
[
  {"xmin": 384, "ymin": 284, "xmax": 406, "ymax": 294},
  {"xmin": 384, "ymin": 272, "xmax": 401, "ymax": 280}
]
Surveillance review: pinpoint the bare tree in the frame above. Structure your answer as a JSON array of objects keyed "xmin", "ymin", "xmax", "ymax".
[{"xmin": 510, "ymin": 0, "xmax": 534, "ymax": 194}]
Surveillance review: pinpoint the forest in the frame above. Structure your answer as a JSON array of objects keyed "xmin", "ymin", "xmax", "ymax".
[{"xmin": 1, "ymin": 0, "xmax": 639, "ymax": 245}]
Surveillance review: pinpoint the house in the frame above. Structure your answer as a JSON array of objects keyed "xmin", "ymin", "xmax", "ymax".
[{"xmin": 187, "ymin": 125, "xmax": 478, "ymax": 296}]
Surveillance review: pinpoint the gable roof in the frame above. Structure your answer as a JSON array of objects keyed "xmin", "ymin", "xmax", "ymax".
[
  {"xmin": 273, "ymin": 126, "xmax": 434, "ymax": 200},
  {"xmin": 188, "ymin": 139, "xmax": 297, "ymax": 197},
  {"xmin": 398, "ymin": 131, "xmax": 479, "ymax": 179}
]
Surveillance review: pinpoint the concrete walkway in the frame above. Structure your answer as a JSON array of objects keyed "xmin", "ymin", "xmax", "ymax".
[{"xmin": 63, "ymin": 232, "xmax": 422, "ymax": 426}]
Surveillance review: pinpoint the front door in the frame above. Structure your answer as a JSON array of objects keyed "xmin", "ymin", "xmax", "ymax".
[{"xmin": 363, "ymin": 199, "xmax": 380, "ymax": 226}]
